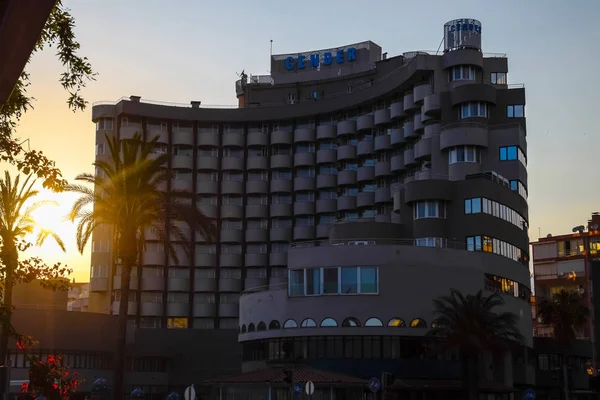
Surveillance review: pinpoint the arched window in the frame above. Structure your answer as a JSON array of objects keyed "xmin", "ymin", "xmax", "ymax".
[
  {"xmin": 283, "ymin": 319, "xmax": 298, "ymax": 328},
  {"xmin": 257, "ymin": 322, "xmax": 267, "ymax": 331},
  {"xmin": 387, "ymin": 318, "xmax": 406, "ymax": 327},
  {"xmin": 269, "ymin": 320, "xmax": 281, "ymax": 330},
  {"xmin": 320, "ymin": 318, "xmax": 338, "ymax": 327},
  {"xmin": 240, "ymin": 324, "xmax": 247, "ymax": 333},
  {"xmin": 248, "ymin": 323, "xmax": 256, "ymax": 332},
  {"xmin": 431, "ymin": 319, "xmax": 445, "ymax": 329},
  {"xmin": 342, "ymin": 317, "xmax": 361, "ymax": 327},
  {"xmin": 365, "ymin": 317, "xmax": 383, "ymax": 327},
  {"xmin": 301, "ymin": 318, "xmax": 317, "ymax": 328},
  {"xmin": 410, "ymin": 318, "xmax": 427, "ymax": 328}
]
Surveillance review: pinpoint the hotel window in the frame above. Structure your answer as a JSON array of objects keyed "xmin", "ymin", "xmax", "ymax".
[
  {"xmin": 91, "ymin": 265, "xmax": 108, "ymax": 278},
  {"xmin": 196, "ymin": 244, "xmax": 216, "ymax": 254},
  {"xmin": 272, "ymin": 169, "xmax": 292, "ymax": 180},
  {"xmin": 272, "ymin": 193, "xmax": 292, "ymax": 204},
  {"xmin": 246, "ymin": 219, "xmax": 268, "ymax": 229},
  {"xmin": 167, "ymin": 318, "xmax": 188, "ymax": 329},
  {"xmin": 449, "ymin": 65, "xmax": 476, "ymax": 81},
  {"xmin": 296, "ymin": 191, "xmax": 315, "ymax": 202},
  {"xmin": 195, "ymin": 269, "xmax": 216, "ymax": 278},
  {"xmin": 152, "ymin": 144, "xmax": 168, "ymax": 155},
  {"xmin": 248, "ymin": 146, "xmax": 267, "ymax": 157},
  {"xmin": 317, "ymin": 214, "xmax": 336, "ymax": 225},
  {"xmin": 140, "ymin": 317, "xmax": 161, "ymax": 329},
  {"xmin": 222, "ymin": 220, "xmax": 242, "ymax": 230},
  {"xmin": 221, "ymin": 244, "xmax": 242, "ymax": 254},
  {"xmin": 317, "ymin": 189, "xmax": 337, "ymax": 200},
  {"xmin": 466, "ymin": 235, "xmax": 527, "ymax": 265},
  {"xmin": 198, "ymin": 147, "xmax": 218, "ymax": 157},
  {"xmin": 96, "ymin": 117, "xmax": 114, "ymax": 131},
  {"xmin": 319, "ymin": 140, "xmax": 337, "ymax": 150},
  {"xmin": 271, "ymin": 218, "xmax": 292, "ymax": 228},
  {"xmin": 95, "ymin": 143, "xmax": 105, "ymax": 155},
  {"xmin": 271, "ymin": 243, "xmax": 290, "ymax": 253},
  {"xmin": 295, "ymin": 216, "xmax": 315, "ymax": 226},
  {"xmin": 465, "ymin": 197, "xmax": 528, "ymax": 230},
  {"xmin": 197, "ymin": 195, "xmax": 217, "ymax": 205},
  {"xmin": 197, "ymin": 171, "xmax": 218, "ymax": 182},
  {"xmin": 246, "ymin": 243, "xmax": 267, "ymax": 254},
  {"xmin": 296, "ymin": 167, "xmax": 315, "ymax": 178},
  {"xmin": 491, "ymin": 72, "xmax": 507, "ymax": 84},
  {"xmin": 413, "ymin": 200, "xmax": 446, "ymax": 219},
  {"xmin": 221, "ymin": 195, "xmax": 243, "ymax": 206},
  {"xmin": 499, "ymin": 146, "xmax": 527, "ymax": 166},
  {"xmin": 173, "ymin": 170, "xmax": 192, "ymax": 181},
  {"xmin": 460, "ymin": 102, "xmax": 488, "ymax": 119},
  {"xmin": 220, "ymin": 268, "xmax": 242, "ymax": 279},
  {"xmin": 448, "ymin": 146, "xmax": 480, "ymax": 164},
  {"xmin": 318, "ymin": 164, "xmax": 337, "ymax": 175},
  {"xmin": 168, "ymin": 293, "xmax": 189, "ymax": 304},
  {"xmin": 507, "ymin": 105, "xmax": 525, "ymax": 118},
  {"xmin": 141, "ymin": 292, "xmax": 162, "ymax": 303},
  {"xmin": 173, "ymin": 145, "xmax": 192, "ymax": 157},
  {"xmin": 415, "ymin": 238, "xmax": 447, "ymax": 248},
  {"xmin": 247, "ymin": 171, "xmax": 268, "ymax": 181},
  {"xmin": 288, "ymin": 266, "xmax": 378, "ymax": 297},
  {"xmin": 509, "ymin": 180, "xmax": 528, "ymax": 199},
  {"xmin": 223, "ymin": 147, "xmax": 244, "ymax": 158},
  {"xmin": 295, "ymin": 143, "xmax": 315, "ymax": 153}
]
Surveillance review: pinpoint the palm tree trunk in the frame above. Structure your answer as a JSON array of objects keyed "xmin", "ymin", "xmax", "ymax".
[
  {"xmin": 0, "ymin": 243, "xmax": 17, "ymax": 398},
  {"xmin": 562, "ymin": 353, "xmax": 570, "ymax": 400},
  {"xmin": 461, "ymin": 352, "xmax": 479, "ymax": 400},
  {"xmin": 113, "ymin": 257, "xmax": 134, "ymax": 400}
]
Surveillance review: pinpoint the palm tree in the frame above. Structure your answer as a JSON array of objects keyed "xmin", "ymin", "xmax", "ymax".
[
  {"xmin": 538, "ymin": 289, "xmax": 589, "ymax": 400},
  {"xmin": 68, "ymin": 132, "xmax": 216, "ymax": 400},
  {"xmin": 0, "ymin": 171, "xmax": 65, "ymax": 396},
  {"xmin": 429, "ymin": 289, "xmax": 524, "ymax": 400}
]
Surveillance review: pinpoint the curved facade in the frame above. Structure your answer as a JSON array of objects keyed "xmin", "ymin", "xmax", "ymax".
[{"xmin": 89, "ymin": 20, "xmax": 529, "ymax": 344}]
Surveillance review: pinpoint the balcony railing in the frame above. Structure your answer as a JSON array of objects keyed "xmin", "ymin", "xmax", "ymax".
[{"xmin": 289, "ymin": 237, "xmax": 467, "ymax": 250}]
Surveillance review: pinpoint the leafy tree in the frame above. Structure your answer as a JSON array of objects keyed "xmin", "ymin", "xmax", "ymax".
[
  {"xmin": 538, "ymin": 289, "xmax": 589, "ymax": 400},
  {"xmin": 0, "ymin": 172, "xmax": 71, "ymax": 397},
  {"xmin": 1, "ymin": 0, "xmax": 95, "ymax": 191},
  {"xmin": 15, "ymin": 335, "xmax": 84, "ymax": 400},
  {"xmin": 429, "ymin": 289, "xmax": 524, "ymax": 400},
  {"xmin": 68, "ymin": 133, "xmax": 216, "ymax": 399}
]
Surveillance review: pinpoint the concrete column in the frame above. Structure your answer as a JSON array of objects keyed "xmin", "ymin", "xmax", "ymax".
[{"xmin": 503, "ymin": 351, "xmax": 514, "ymax": 400}]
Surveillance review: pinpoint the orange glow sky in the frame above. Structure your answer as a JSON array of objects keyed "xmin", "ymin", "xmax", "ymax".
[{"xmin": 8, "ymin": 1, "xmax": 600, "ymax": 282}]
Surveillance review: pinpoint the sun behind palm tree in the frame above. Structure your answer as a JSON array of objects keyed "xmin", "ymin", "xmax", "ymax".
[
  {"xmin": 68, "ymin": 132, "xmax": 216, "ymax": 400},
  {"xmin": 0, "ymin": 171, "xmax": 66, "ymax": 397}
]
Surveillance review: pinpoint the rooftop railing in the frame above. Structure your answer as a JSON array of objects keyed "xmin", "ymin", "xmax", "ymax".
[{"xmin": 288, "ymin": 237, "xmax": 466, "ymax": 250}]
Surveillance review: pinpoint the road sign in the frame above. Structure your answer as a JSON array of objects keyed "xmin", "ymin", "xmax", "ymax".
[
  {"xmin": 305, "ymin": 380, "xmax": 315, "ymax": 395},
  {"xmin": 368, "ymin": 377, "xmax": 381, "ymax": 393},
  {"xmin": 293, "ymin": 382, "xmax": 302, "ymax": 394},
  {"xmin": 184, "ymin": 384, "xmax": 196, "ymax": 400},
  {"xmin": 523, "ymin": 388, "xmax": 536, "ymax": 400}
]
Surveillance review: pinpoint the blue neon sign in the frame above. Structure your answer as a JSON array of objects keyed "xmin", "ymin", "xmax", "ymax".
[
  {"xmin": 285, "ymin": 47, "xmax": 357, "ymax": 71},
  {"xmin": 447, "ymin": 20, "xmax": 481, "ymax": 33}
]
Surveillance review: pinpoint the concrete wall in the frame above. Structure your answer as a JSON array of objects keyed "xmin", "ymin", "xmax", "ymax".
[{"xmin": 239, "ymin": 244, "xmax": 533, "ymax": 347}]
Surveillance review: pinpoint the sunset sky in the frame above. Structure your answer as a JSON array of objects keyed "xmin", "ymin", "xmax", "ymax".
[{"xmin": 12, "ymin": 0, "xmax": 600, "ymax": 282}]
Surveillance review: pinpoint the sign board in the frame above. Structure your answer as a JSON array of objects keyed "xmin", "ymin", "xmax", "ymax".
[
  {"xmin": 305, "ymin": 380, "xmax": 315, "ymax": 395},
  {"xmin": 523, "ymin": 388, "xmax": 536, "ymax": 400},
  {"xmin": 368, "ymin": 377, "xmax": 381, "ymax": 393},
  {"xmin": 444, "ymin": 18, "xmax": 482, "ymax": 52},
  {"xmin": 293, "ymin": 382, "xmax": 302, "ymax": 395},
  {"xmin": 184, "ymin": 385, "xmax": 196, "ymax": 400}
]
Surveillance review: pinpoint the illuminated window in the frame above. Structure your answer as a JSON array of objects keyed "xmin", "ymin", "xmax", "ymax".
[
  {"xmin": 342, "ymin": 317, "xmax": 361, "ymax": 327},
  {"xmin": 320, "ymin": 318, "xmax": 338, "ymax": 327},
  {"xmin": 431, "ymin": 319, "xmax": 445, "ymax": 329},
  {"xmin": 283, "ymin": 319, "xmax": 297, "ymax": 328},
  {"xmin": 365, "ymin": 318, "xmax": 383, "ymax": 327},
  {"xmin": 388, "ymin": 318, "xmax": 406, "ymax": 327},
  {"xmin": 410, "ymin": 318, "xmax": 427, "ymax": 328},
  {"xmin": 301, "ymin": 318, "xmax": 317, "ymax": 328},
  {"xmin": 167, "ymin": 318, "xmax": 188, "ymax": 329}
]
